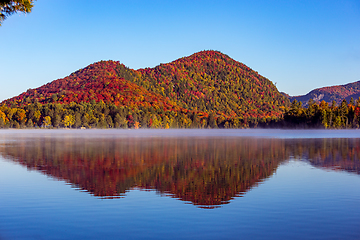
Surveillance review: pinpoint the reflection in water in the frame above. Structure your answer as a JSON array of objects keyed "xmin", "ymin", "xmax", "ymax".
[
  {"xmin": 0, "ymin": 132, "xmax": 359, "ymax": 208},
  {"xmin": 298, "ymin": 138, "xmax": 360, "ymax": 174}
]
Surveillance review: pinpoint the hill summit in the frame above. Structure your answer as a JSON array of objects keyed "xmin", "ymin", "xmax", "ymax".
[
  {"xmin": 6, "ymin": 60, "xmax": 180, "ymax": 112},
  {"xmin": 133, "ymin": 51, "xmax": 289, "ymax": 119}
]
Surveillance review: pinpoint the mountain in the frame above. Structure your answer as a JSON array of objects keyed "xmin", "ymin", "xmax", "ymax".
[
  {"xmin": 1, "ymin": 50, "xmax": 290, "ymax": 127},
  {"xmin": 289, "ymin": 80, "xmax": 360, "ymax": 106},
  {"xmin": 4, "ymin": 60, "xmax": 181, "ymax": 112}
]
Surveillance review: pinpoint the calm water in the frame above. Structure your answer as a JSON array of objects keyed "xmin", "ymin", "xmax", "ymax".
[{"xmin": 0, "ymin": 129, "xmax": 360, "ymax": 240}]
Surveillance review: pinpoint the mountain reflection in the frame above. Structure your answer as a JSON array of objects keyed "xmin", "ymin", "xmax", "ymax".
[{"xmin": 0, "ymin": 134, "xmax": 359, "ymax": 208}]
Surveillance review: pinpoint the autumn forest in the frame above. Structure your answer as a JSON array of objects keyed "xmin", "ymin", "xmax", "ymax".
[{"xmin": 1, "ymin": 50, "xmax": 360, "ymax": 129}]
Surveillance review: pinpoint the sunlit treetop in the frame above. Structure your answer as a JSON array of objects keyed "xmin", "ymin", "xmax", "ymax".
[{"xmin": 0, "ymin": 0, "xmax": 35, "ymax": 26}]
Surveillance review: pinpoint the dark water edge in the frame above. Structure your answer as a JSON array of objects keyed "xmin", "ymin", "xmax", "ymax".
[{"xmin": 0, "ymin": 129, "xmax": 360, "ymax": 239}]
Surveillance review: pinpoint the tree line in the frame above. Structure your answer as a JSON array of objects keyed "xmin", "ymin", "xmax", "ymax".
[
  {"xmin": 282, "ymin": 98, "xmax": 360, "ymax": 128},
  {"xmin": 0, "ymin": 100, "xmax": 266, "ymax": 129},
  {"xmin": 1, "ymin": 97, "xmax": 360, "ymax": 129}
]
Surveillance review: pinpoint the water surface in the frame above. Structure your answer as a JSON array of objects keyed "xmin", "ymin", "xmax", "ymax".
[{"xmin": 0, "ymin": 129, "xmax": 359, "ymax": 239}]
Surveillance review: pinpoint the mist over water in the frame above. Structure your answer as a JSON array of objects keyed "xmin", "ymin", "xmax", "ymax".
[{"xmin": 1, "ymin": 128, "xmax": 360, "ymax": 139}]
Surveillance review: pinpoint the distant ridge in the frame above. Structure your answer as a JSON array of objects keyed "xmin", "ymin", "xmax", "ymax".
[{"xmin": 289, "ymin": 80, "xmax": 360, "ymax": 105}]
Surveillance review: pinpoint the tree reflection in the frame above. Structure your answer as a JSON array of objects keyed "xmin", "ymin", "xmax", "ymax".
[
  {"xmin": 288, "ymin": 138, "xmax": 360, "ymax": 174},
  {"xmin": 0, "ymin": 135, "xmax": 359, "ymax": 208}
]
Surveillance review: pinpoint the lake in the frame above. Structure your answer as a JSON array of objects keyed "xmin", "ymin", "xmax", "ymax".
[{"xmin": 0, "ymin": 129, "xmax": 360, "ymax": 240}]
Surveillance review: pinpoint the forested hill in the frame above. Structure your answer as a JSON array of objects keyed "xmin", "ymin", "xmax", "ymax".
[
  {"xmin": 134, "ymin": 51, "xmax": 290, "ymax": 119},
  {"xmin": 1, "ymin": 50, "xmax": 290, "ymax": 128},
  {"xmin": 3, "ymin": 60, "xmax": 180, "ymax": 111},
  {"xmin": 289, "ymin": 80, "xmax": 360, "ymax": 106}
]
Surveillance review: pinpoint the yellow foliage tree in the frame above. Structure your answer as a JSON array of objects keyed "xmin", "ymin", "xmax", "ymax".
[
  {"xmin": 151, "ymin": 115, "xmax": 162, "ymax": 128},
  {"xmin": 43, "ymin": 116, "xmax": 51, "ymax": 128},
  {"xmin": 62, "ymin": 115, "xmax": 75, "ymax": 128},
  {"xmin": 15, "ymin": 109, "xmax": 26, "ymax": 124},
  {"xmin": 0, "ymin": 109, "xmax": 9, "ymax": 126}
]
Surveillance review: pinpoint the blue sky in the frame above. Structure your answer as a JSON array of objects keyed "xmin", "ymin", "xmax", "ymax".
[{"xmin": 1, "ymin": 0, "xmax": 359, "ymax": 102}]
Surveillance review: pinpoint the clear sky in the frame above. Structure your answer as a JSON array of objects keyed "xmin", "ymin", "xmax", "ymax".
[{"xmin": 1, "ymin": 0, "xmax": 359, "ymax": 102}]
